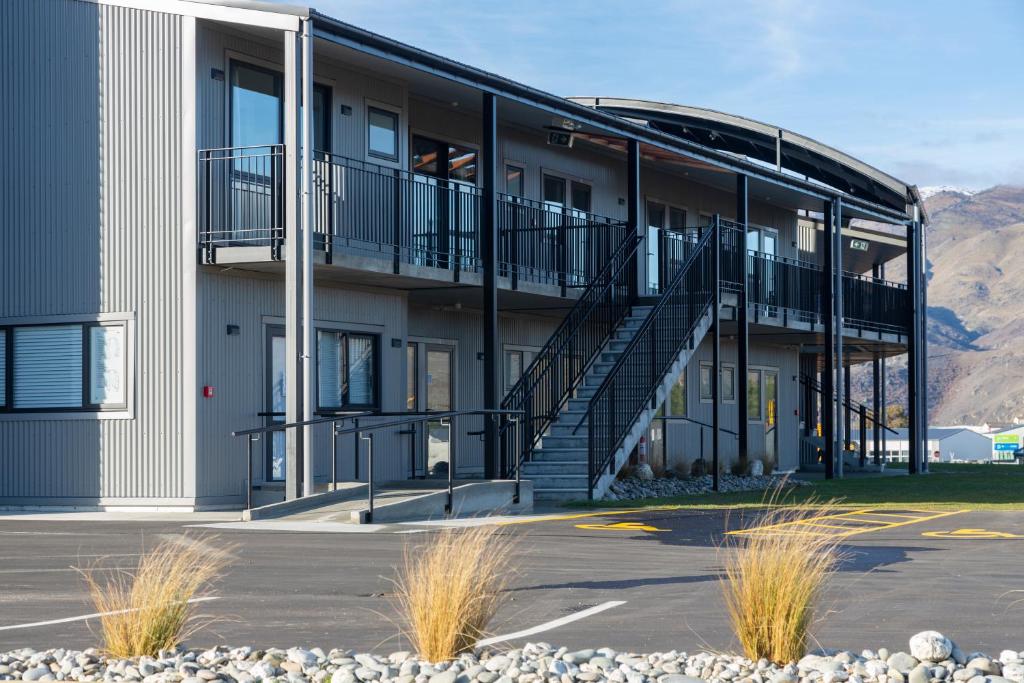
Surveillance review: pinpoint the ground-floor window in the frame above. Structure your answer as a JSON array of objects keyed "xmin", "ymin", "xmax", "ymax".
[
  {"xmin": 504, "ymin": 346, "xmax": 538, "ymax": 392},
  {"xmin": 0, "ymin": 322, "xmax": 127, "ymax": 412},
  {"xmin": 316, "ymin": 330, "xmax": 379, "ymax": 411},
  {"xmin": 699, "ymin": 362, "xmax": 734, "ymax": 402}
]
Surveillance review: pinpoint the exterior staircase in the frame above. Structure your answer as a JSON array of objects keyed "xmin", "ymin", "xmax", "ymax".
[{"xmin": 523, "ymin": 303, "xmax": 714, "ymax": 501}]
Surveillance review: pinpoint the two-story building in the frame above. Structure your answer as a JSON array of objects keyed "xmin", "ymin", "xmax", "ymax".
[{"xmin": 0, "ymin": 0, "xmax": 929, "ymax": 509}]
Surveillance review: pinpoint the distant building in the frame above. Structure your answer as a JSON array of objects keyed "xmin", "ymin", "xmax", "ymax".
[
  {"xmin": 851, "ymin": 427, "xmax": 993, "ymax": 463},
  {"xmin": 989, "ymin": 425, "xmax": 1024, "ymax": 461}
]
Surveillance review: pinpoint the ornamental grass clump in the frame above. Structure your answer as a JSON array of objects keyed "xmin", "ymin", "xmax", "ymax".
[
  {"xmin": 394, "ymin": 525, "xmax": 517, "ymax": 662},
  {"xmin": 78, "ymin": 535, "xmax": 232, "ymax": 658},
  {"xmin": 720, "ymin": 488, "xmax": 843, "ymax": 664}
]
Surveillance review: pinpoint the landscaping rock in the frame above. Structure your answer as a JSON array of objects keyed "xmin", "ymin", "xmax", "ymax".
[
  {"xmin": 608, "ymin": 473, "xmax": 811, "ymax": 501},
  {"xmin": 910, "ymin": 632, "xmax": 955, "ymax": 663},
  {"xmin": 887, "ymin": 653, "xmax": 922, "ymax": 675}
]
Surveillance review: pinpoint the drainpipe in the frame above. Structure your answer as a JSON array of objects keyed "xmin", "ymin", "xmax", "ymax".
[{"xmin": 301, "ymin": 19, "xmax": 316, "ymax": 497}]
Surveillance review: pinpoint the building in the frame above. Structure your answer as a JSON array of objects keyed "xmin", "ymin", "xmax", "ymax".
[
  {"xmin": 851, "ymin": 428, "xmax": 992, "ymax": 464},
  {"xmin": 0, "ymin": 0, "xmax": 929, "ymax": 509}
]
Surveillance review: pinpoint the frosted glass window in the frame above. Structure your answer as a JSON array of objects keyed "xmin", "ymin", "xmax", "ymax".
[
  {"xmin": 14, "ymin": 326, "xmax": 83, "ymax": 409},
  {"xmin": 348, "ymin": 335, "xmax": 374, "ymax": 406},
  {"xmin": 89, "ymin": 325, "xmax": 126, "ymax": 406},
  {"xmin": 317, "ymin": 331, "xmax": 345, "ymax": 409}
]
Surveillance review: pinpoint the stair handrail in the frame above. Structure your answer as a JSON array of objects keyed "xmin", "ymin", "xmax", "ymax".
[
  {"xmin": 499, "ymin": 231, "xmax": 642, "ymax": 479},
  {"xmin": 798, "ymin": 373, "xmax": 898, "ymax": 436},
  {"xmin": 577, "ymin": 222, "xmax": 729, "ymax": 499}
]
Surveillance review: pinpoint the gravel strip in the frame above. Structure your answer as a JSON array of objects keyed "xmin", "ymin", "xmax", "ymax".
[
  {"xmin": 607, "ymin": 474, "xmax": 811, "ymax": 501},
  {"xmin": 2, "ymin": 632, "xmax": 1021, "ymax": 683}
]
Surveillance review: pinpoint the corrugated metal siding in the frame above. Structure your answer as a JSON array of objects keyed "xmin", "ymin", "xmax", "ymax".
[
  {"xmin": 0, "ymin": 0, "xmax": 185, "ymax": 503},
  {"xmin": 407, "ymin": 307, "xmax": 559, "ymax": 474},
  {"xmin": 196, "ymin": 272, "xmax": 409, "ymax": 497},
  {"xmin": 665, "ymin": 338, "xmax": 800, "ymax": 472}
]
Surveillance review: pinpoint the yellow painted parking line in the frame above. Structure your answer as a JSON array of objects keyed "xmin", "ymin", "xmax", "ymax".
[
  {"xmin": 922, "ymin": 528, "xmax": 1024, "ymax": 539},
  {"xmin": 728, "ymin": 508, "xmax": 967, "ymax": 539},
  {"xmin": 575, "ymin": 521, "xmax": 669, "ymax": 532}
]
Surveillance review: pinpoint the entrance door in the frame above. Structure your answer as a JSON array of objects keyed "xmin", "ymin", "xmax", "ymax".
[
  {"xmin": 425, "ymin": 345, "xmax": 455, "ymax": 479},
  {"xmin": 764, "ymin": 369, "xmax": 779, "ymax": 466},
  {"xmin": 265, "ymin": 325, "xmax": 287, "ymax": 483},
  {"xmin": 411, "ymin": 135, "xmax": 479, "ymax": 270}
]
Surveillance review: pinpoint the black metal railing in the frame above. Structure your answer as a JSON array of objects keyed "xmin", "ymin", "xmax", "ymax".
[
  {"xmin": 312, "ymin": 152, "xmax": 483, "ymax": 276},
  {"xmin": 231, "ymin": 408, "xmax": 522, "ymax": 518},
  {"xmin": 799, "ymin": 373, "xmax": 898, "ymax": 468},
  {"xmin": 747, "ymin": 252, "xmax": 823, "ymax": 326},
  {"xmin": 198, "ymin": 145, "xmax": 285, "ymax": 262},
  {"xmin": 842, "ymin": 272, "xmax": 909, "ymax": 335},
  {"xmin": 499, "ymin": 231, "xmax": 642, "ymax": 480},
  {"xmin": 496, "ymin": 194, "xmax": 630, "ymax": 294},
  {"xmin": 581, "ymin": 220, "xmax": 721, "ymax": 497}
]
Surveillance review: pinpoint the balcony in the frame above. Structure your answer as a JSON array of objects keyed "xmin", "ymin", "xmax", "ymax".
[
  {"xmin": 197, "ymin": 145, "xmax": 629, "ymax": 296},
  {"xmin": 657, "ymin": 221, "xmax": 909, "ymax": 337}
]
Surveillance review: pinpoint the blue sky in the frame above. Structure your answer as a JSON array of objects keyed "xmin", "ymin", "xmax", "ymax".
[{"xmin": 306, "ymin": 0, "xmax": 1024, "ymax": 189}]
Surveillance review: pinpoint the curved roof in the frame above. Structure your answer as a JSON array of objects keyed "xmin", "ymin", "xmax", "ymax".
[{"xmin": 569, "ymin": 97, "xmax": 916, "ymax": 214}]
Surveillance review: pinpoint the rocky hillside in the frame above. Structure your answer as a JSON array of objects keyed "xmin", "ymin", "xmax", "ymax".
[{"xmin": 853, "ymin": 185, "xmax": 1024, "ymax": 424}]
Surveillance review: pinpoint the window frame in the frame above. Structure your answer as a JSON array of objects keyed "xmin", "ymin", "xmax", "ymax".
[
  {"xmin": 698, "ymin": 362, "xmax": 735, "ymax": 403},
  {"xmin": 504, "ymin": 162, "xmax": 526, "ymax": 198},
  {"xmin": 314, "ymin": 328, "xmax": 381, "ymax": 412},
  {"xmin": 228, "ymin": 58, "xmax": 284, "ymax": 149},
  {"xmin": 366, "ymin": 104, "xmax": 401, "ymax": 162},
  {"xmin": 503, "ymin": 344, "xmax": 539, "ymax": 392},
  {"xmin": 0, "ymin": 320, "xmax": 130, "ymax": 414}
]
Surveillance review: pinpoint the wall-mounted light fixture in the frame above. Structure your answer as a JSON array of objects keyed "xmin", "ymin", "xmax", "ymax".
[{"xmin": 226, "ymin": 324, "xmax": 240, "ymax": 336}]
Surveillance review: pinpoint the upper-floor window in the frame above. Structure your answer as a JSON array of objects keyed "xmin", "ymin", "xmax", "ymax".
[
  {"xmin": 313, "ymin": 84, "xmax": 331, "ymax": 153},
  {"xmin": 506, "ymin": 164, "xmax": 525, "ymax": 197},
  {"xmin": 317, "ymin": 330, "xmax": 379, "ymax": 410},
  {"xmin": 0, "ymin": 322, "xmax": 127, "ymax": 412},
  {"xmin": 542, "ymin": 174, "xmax": 591, "ymax": 215},
  {"xmin": 747, "ymin": 226, "xmax": 778, "ymax": 257},
  {"xmin": 368, "ymin": 107, "xmax": 399, "ymax": 161},
  {"xmin": 231, "ymin": 61, "xmax": 282, "ymax": 149},
  {"xmin": 412, "ymin": 135, "xmax": 477, "ymax": 185}
]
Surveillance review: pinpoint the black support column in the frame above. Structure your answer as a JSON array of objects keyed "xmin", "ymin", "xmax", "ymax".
[
  {"xmin": 627, "ymin": 139, "xmax": 641, "ymax": 300},
  {"xmin": 871, "ymin": 264, "xmax": 882, "ymax": 466},
  {"xmin": 880, "ymin": 263, "xmax": 888, "ymax": 465},
  {"xmin": 834, "ymin": 197, "xmax": 845, "ymax": 477},
  {"xmin": 482, "ymin": 92, "xmax": 499, "ymax": 479},
  {"xmin": 920, "ymin": 213, "xmax": 929, "ymax": 473},
  {"xmin": 821, "ymin": 200, "xmax": 836, "ymax": 479},
  {"xmin": 712, "ymin": 214, "xmax": 721, "ymax": 491},
  {"xmin": 736, "ymin": 175, "xmax": 749, "ymax": 468},
  {"xmin": 844, "ymin": 364, "xmax": 852, "ymax": 450},
  {"xmin": 907, "ymin": 214, "xmax": 922, "ymax": 474}
]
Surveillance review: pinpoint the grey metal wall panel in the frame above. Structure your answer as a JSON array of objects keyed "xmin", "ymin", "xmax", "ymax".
[
  {"xmin": 407, "ymin": 307, "xmax": 559, "ymax": 475},
  {"xmin": 196, "ymin": 271, "xmax": 409, "ymax": 499},
  {"xmin": 0, "ymin": 0, "xmax": 186, "ymax": 504}
]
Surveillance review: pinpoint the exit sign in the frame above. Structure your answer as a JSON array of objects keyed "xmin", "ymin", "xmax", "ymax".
[{"xmin": 850, "ymin": 238, "xmax": 870, "ymax": 251}]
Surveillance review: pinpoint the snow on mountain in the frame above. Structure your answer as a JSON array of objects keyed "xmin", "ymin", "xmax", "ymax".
[{"xmin": 919, "ymin": 185, "xmax": 978, "ymax": 199}]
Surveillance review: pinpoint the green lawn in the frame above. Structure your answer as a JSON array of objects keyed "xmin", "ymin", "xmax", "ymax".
[{"xmin": 571, "ymin": 463, "xmax": 1024, "ymax": 511}]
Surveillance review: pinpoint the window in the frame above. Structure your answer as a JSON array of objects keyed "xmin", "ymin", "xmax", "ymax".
[
  {"xmin": 748, "ymin": 369, "xmax": 763, "ymax": 421},
  {"xmin": 543, "ymin": 175, "xmax": 566, "ymax": 208},
  {"xmin": 668, "ymin": 372, "xmax": 686, "ymax": 416},
  {"xmin": 312, "ymin": 83, "xmax": 331, "ymax": 153},
  {"xmin": 504, "ymin": 348, "xmax": 536, "ymax": 391},
  {"xmin": 317, "ymin": 330, "xmax": 378, "ymax": 410},
  {"xmin": 367, "ymin": 107, "xmax": 399, "ymax": 161},
  {"xmin": 1, "ymin": 322, "xmax": 128, "ymax": 412},
  {"xmin": 571, "ymin": 182, "xmax": 592, "ymax": 214},
  {"xmin": 722, "ymin": 365, "xmax": 735, "ymax": 402},
  {"xmin": 699, "ymin": 363, "xmax": 713, "ymax": 401},
  {"xmin": 506, "ymin": 164, "xmax": 524, "ymax": 197},
  {"xmin": 412, "ymin": 135, "xmax": 478, "ymax": 184},
  {"xmin": 699, "ymin": 363, "xmax": 734, "ymax": 402},
  {"xmin": 230, "ymin": 61, "xmax": 282, "ymax": 149}
]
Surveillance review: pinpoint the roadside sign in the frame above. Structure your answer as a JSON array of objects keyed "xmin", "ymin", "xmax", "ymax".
[{"xmin": 993, "ymin": 434, "xmax": 1018, "ymax": 454}]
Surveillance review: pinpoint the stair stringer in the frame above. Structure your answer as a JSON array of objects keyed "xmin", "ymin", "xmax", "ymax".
[{"xmin": 590, "ymin": 308, "xmax": 715, "ymax": 500}]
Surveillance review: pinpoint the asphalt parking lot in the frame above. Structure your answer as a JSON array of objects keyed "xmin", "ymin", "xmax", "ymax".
[{"xmin": 2, "ymin": 506, "xmax": 1024, "ymax": 654}]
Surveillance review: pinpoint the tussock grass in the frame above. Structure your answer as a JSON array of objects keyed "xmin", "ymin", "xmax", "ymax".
[
  {"xmin": 77, "ymin": 535, "xmax": 232, "ymax": 658},
  {"xmin": 394, "ymin": 525, "xmax": 517, "ymax": 662},
  {"xmin": 720, "ymin": 488, "xmax": 843, "ymax": 663}
]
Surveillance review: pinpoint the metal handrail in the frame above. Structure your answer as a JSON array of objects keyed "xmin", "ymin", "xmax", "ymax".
[
  {"xmin": 232, "ymin": 408, "xmax": 522, "ymax": 517},
  {"xmin": 579, "ymin": 219, "xmax": 724, "ymax": 497},
  {"xmin": 499, "ymin": 231, "xmax": 642, "ymax": 481},
  {"xmin": 798, "ymin": 373, "xmax": 897, "ymax": 435}
]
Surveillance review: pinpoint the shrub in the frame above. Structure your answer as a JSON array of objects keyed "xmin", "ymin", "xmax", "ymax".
[
  {"xmin": 394, "ymin": 525, "xmax": 517, "ymax": 662},
  {"xmin": 760, "ymin": 456, "xmax": 776, "ymax": 475},
  {"xmin": 671, "ymin": 461, "xmax": 691, "ymax": 479},
  {"xmin": 617, "ymin": 464, "xmax": 636, "ymax": 480},
  {"xmin": 690, "ymin": 458, "xmax": 708, "ymax": 477},
  {"xmin": 720, "ymin": 490, "xmax": 842, "ymax": 663},
  {"xmin": 78, "ymin": 536, "xmax": 231, "ymax": 658},
  {"xmin": 730, "ymin": 458, "xmax": 750, "ymax": 476},
  {"xmin": 650, "ymin": 461, "xmax": 667, "ymax": 479}
]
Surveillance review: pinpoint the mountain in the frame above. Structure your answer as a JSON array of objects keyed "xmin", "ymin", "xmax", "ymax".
[{"xmin": 851, "ymin": 185, "xmax": 1024, "ymax": 425}]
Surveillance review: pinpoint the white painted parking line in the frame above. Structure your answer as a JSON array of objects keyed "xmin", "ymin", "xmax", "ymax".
[
  {"xmin": 475, "ymin": 600, "xmax": 626, "ymax": 647},
  {"xmin": 0, "ymin": 597, "xmax": 220, "ymax": 632},
  {"xmin": 189, "ymin": 521, "xmax": 389, "ymax": 533}
]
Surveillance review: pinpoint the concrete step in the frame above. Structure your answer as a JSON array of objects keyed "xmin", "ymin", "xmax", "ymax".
[
  {"xmin": 532, "ymin": 474, "xmax": 589, "ymax": 489},
  {"xmin": 521, "ymin": 460, "xmax": 588, "ymax": 476},
  {"xmin": 528, "ymin": 446, "xmax": 587, "ymax": 462},
  {"xmin": 533, "ymin": 488, "xmax": 590, "ymax": 502},
  {"xmin": 537, "ymin": 433, "xmax": 587, "ymax": 449}
]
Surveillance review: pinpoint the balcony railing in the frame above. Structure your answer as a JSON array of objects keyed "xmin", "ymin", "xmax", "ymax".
[{"xmin": 199, "ymin": 146, "xmax": 628, "ymax": 291}]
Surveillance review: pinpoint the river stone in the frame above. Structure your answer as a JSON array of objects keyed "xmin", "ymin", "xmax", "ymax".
[
  {"xmin": 563, "ymin": 650, "xmax": 595, "ymax": 666},
  {"xmin": 429, "ymin": 671, "xmax": 458, "ymax": 683},
  {"xmin": 1003, "ymin": 663, "xmax": 1024, "ymax": 683},
  {"xmin": 907, "ymin": 664, "xmax": 930, "ymax": 683},
  {"xmin": 967, "ymin": 658, "xmax": 1001, "ymax": 676},
  {"xmin": 887, "ymin": 653, "xmax": 920, "ymax": 674},
  {"xmin": 1002, "ymin": 652, "xmax": 1023, "ymax": 665},
  {"xmin": 23, "ymin": 668, "xmax": 52, "ymax": 682},
  {"xmin": 909, "ymin": 632, "xmax": 954, "ymax": 663}
]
